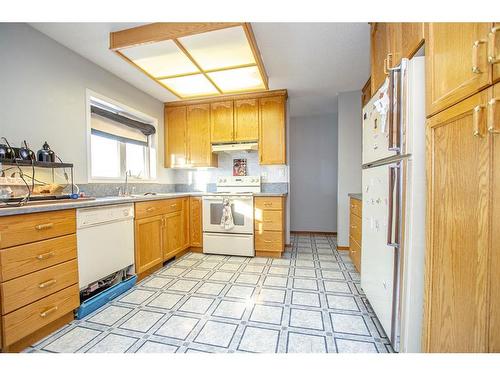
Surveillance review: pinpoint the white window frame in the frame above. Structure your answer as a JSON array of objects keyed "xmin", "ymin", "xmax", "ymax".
[{"xmin": 85, "ymin": 89, "xmax": 158, "ymax": 183}]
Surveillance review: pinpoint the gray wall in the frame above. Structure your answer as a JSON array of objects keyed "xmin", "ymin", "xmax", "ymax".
[
  {"xmin": 337, "ymin": 91, "xmax": 362, "ymax": 247},
  {"xmin": 289, "ymin": 113, "xmax": 338, "ymax": 232},
  {"xmin": 0, "ymin": 23, "xmax": 172, "ymax": 184}
]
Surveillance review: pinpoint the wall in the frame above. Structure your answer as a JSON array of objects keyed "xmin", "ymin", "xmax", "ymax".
[
  {"xmin": 289, "ymin": 113, "xmax": 338, "ymax": 232},
  {"xmin": 337, "ymin": 91, "xmax": 362, "ymax": 247},
  {"xmin": 0, "ymin": 23, "xmax": 173, "ymax": 184}
]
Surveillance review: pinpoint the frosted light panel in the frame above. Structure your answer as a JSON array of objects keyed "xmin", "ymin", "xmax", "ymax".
[
  {"xmin": 159, "ymin": 74, "xmax": 219, "ymax": 97},
  {"xmin": 208, "ymin": 66, "xmax": 265, "ymax": 93},
  {"xmin": 121, "ymin": 40, "xmax": 199, "ymax": 77},
  {"xmin": 179, "ymin": 26, "xmax": 255, "ymax": 70}
]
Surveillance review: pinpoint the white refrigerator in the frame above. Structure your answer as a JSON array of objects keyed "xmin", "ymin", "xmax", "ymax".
[{"xmin": 361, "ymin": 56, "xmax": 426, "ymax": 352}]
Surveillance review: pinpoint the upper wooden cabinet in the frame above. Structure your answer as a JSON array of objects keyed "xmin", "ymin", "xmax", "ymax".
[
  {"xmin": 401, "ymin": 22, "xmax": 424, "ymax": 58},
  {"xmin": 259, "ymin": 95, "xmax": 286, "ymax": 165},
  {"xmin": 234, "ymin": 99, "xmax": 259, "ymax": 142},
  {"xmin": 371, "ymin": 23, "xmax": 389, "ymax": 94},
  {"xmin": 186, "ymin": 104, "xmax": 218, "ymax": 168},
  {"xmin": 164, "ymin": 90, "xmax": 287, "ymax": 167},
  {"xmin": 210, "ymin": 101, "xmax": 234, "ymax": 143},
  {"xmin": 426, "ymin": 23, "xmax": 492, "ymax": 117},
  {"xmin": 361, "ymin": 78, "xmax": 371, "ymax": 108},
  {"xmin": 165, "ymin": 106, "xmax": 187, "ymax": 168}
]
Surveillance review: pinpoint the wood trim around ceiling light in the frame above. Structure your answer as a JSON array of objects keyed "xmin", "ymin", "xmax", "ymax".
[
  {"xmin": 164, "ymin": 89, "xmax": 288, "ymax": 107},
  {"xmin": 242, "ymin": 23, "xmax": 269, "ymax": 90},
  {"xmin": 109, "ymin": 22, "xmax": 242, "ymax": 50}
]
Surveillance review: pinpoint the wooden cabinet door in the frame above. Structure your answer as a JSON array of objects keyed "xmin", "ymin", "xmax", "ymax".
[
  {"xmin": 489, "ymin": 82, "xmax": 500, "ymax": 352},
  {"xmin": 165, "ymin": 106, "xmax": 187, "ymax": 168},
  {"xmin": 426, "ymin": 23, "xmax": 492, "ymax": 117},
  {"xmin": 424, "ymin": 89, "xmax": 490, "ymax": 352},
  {"xmin": 491, "ymin": 23, "xmax": 500, "ymax": 84},
  {"xmin": 189, "ymin": 196, "xmax": 203, "ymax": 248},
  {"xmin": 181, "ymin": 197, "xmax": 190, "ymax": 250},
  {"xmin": 163, "ymin": 212, "xmax": 183, "ymax": 261},
  {"xmin": 134, "ymin": 216, "xmax": 163, "ymax": 274},
  {"xmin": 259, "ymin": 96, "xmax": 286, "ymax": 165},
  {"xmin": 386, "ymin": 23, "xmax": 402, "ymax": 68},
  {"xmin": 401, "ymin": 22, "xmax": 424, "ymax": 58},
  {"xmin": 234, "ymin": 99, "xmax": 259, "ymax": 142},
  {"xmin": 371, "ymin": 23, "xmax": 389, "ymax": 93},
  {"xmin": 361, "ymin": 78, "xmax": 371, "ymax": 107},
  {"xmin": 210, "ymin": 101, "xmax": 234, "ymax": 143},
  {"xmin": 187, "ymin": 104, "xmax": 217, "ymax": 167}
]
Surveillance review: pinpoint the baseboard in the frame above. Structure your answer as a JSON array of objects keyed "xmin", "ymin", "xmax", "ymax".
[
  {"xmin": 189, "ymin": 247, "xmax": 203, "ymax": 253},
  {"xmin": 255, "ymin": 250, "xmax": 282, "ymax": 258},
  {"xmin": 285, "ymin": 243, "xmax": 292, "ymax": 248},
  {"xmin": 337, "ymin": 246, "xmax": 350, "ymax": 251},
  {"xmin": 291, "ymin": 231, "xmax": 337, "ymax": 235}
]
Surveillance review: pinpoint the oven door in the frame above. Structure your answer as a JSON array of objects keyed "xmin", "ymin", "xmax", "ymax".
[{"xmin": 202, "ymin": 195, "xmax": 254, "ymax": 234}]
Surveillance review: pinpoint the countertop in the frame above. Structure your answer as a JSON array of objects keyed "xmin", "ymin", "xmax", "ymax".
[
  {"xmin": 348, "ymin": 193, "xmax": 362, "ymax": 200},
  {"xmin": 0, "ymin": 192, "xmax": 288, "ymax": 217}
]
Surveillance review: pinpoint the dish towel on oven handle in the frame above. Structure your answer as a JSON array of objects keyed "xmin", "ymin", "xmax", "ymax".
[{"xmin": 220, "ymin": 197, "xmax": 235, "ymax": 230}]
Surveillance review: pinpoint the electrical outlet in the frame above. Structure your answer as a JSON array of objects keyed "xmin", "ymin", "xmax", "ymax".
[
  {"xmin": 261, "ymin": 172, "xmax": 268, "ymax": 181},
  {"xmin": 279, "ymin": 167, "xmax": 286, "ymax": 178}
]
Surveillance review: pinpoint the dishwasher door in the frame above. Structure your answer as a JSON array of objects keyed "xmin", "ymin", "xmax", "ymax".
[{"xmin": 77, "ymin": 204, "xmax": 135, "ymax": 289}]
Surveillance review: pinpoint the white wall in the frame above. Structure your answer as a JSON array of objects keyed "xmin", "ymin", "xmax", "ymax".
[
  {"xmin": 337, "ymin": 91, "xmax": 362, "ymax": 247},
  {"xmin": 0, "ymin": 23, "xmax": 173, "ymax": 184},
  {"xmin": 289, "ymin": 113, "xmax": 338, "ymax": 232}
]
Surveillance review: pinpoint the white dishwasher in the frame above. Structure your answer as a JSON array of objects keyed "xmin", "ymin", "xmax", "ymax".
[{"xmin": 77, "ymin": 203, "xmax": 135, "ymax": 289}]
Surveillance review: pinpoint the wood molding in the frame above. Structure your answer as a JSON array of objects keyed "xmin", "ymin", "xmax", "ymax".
[
  {"xmin": 291, "ymin": 231, "xmax": 337, "ymax": 235},
  {"xmin": 188, "ymin": 247, "xmax": 203, "ymax": 253},
  {"xmin": 110, "ymin": 22, "xmax": 242, "ymax": 50},
  {"xmin": 165, "ymin": 89, "xmax": 288, "ymax": 107},
  {"xmin": 255, "ymin": 251, "xmax": 282, "ymax": 258},
  {"xmin": 337, "ymin": 246, "xmax": 350, "ymax": 251},
  {"xmin": 242, "ymin": 23, "xmax": 269, "ymax": 89},
  {"xmin": 136, "ymin": 262, "xmax": 163, "ymax": 282}
]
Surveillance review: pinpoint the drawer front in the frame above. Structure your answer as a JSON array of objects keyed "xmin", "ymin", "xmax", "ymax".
[
  {"xmin": 1, "ymin": 259, "xmax": 78, "ymax": 315},
  {"xmin": 255, "ymin": 210, "xmax": 283, "ymax": 232},
  {"xmin": 0, "ymin": 210, "xmax": 75, "ymax": 249},
  {"xmin": 2, "ymin": 284, "xmax": 79, "ymax": 346},
  {"xmin": 350, "ymin": 198, "xmax": 362, "ymax": 218},
  {"xmin": 255, "ymin": 231, "xmax": 284, "ymax": 252},
  {"xmin": 255, "ymin": 197, "xmax": 283, "ymax": 211},
  {"xmin": 350, "ymin": 213, "xmax": 362, "ymax": 243},
  {"xmin": 164, "ymin": 198, "xmax": 182, "ymax": 215},
  {"xmin": 349, "ymin": 235, "xmax": 361, "ymax": 272},
  {"xmin": 0, "ymin": 234, "xmax": 77, "ymax": 282}
]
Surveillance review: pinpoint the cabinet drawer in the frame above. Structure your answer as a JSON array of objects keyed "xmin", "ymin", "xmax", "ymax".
[
  {"xmin": 350, "ymin": 198, "xmax": 362, "ymax": 218},
  {"xmin": 164, "ymin": 198, "xmax": 182, "ymax": 214},
  {"xmin": 0, "ymin": 234, "xmax": 77, "ymax": 282},
  {"xmin": 255, "ymin": 231, "xmax": 283, "ymax": 252},
  {"xmin": 1, "ymin": 259, "xmax": 78, "ymax": 315},
  {"xmin": 350, "ymin": 213, "xmax": 362, "ymax": 243},
  {"xmin": 2, "ymin": 284, "xmax": 79, "ymax": 346},
  {"xmin": 255, "ymin": 210, "xmax": 283, "ymax": 232},
  {"xmin": 135, "ymin": 200, "xmax": 166, "ymax": 219},
  {"xmin": 255, "ymin": 197, "xmax": 283, "ymax": 211},
  {"xmin": 349, "ymin": 235, "xmax": 361, "ymax": 272},
  {"xmin": 0, "ymin": 210, "xmax": 75, "ymax": 249}
]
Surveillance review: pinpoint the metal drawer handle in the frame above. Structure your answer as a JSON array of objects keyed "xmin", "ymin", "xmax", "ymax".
[
  {"xmin": 472, "ymin": 40, "xmax": 487, "ymax": 73},
  {"xmin": 488, "ymin": 26, "xmax": 500, "ymax": 64},
  {"xmin": 263, "ymin": 240, "xmax": 272, "ymax": 243},
  {"xmin": 40, "ymin": 306, "xmax": 58, "ymax": 318},
  {"xmin": 35, "ymin": 223, "xmax": 54, "ymax": 230},
  {"xmin": 473, "ymin": 105, "xmax": 486, "ymax": 138},
  {"xmin": 263, "ymin": 220, "xmax": 274, "ymax": 223},
  {"xmin": 39, "ymin": 279, "xmax": 57, "ymax": 289},
  {"xmin": 351, "ymin": 225, "xmax": 357, "ymax": 229},
  {"xmin": 36, "ymin": 251, "xmax": 55, "ymax": 260},
  {"xmin": 146, "ymin": 207, "xmax": 156, "ymax": 212},
  {"xmin": 264, "ymin": 202, "xmax": 273, "ymax": 206},
  {"xmin": 170, "ymin": 204, "xmax": 177, "ymax": 208}
]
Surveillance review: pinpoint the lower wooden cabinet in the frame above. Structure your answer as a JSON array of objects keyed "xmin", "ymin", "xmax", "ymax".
[
  {"xmin": 424, "ymin": 86, "xmax": 500, "ymax": 352},
  {"xmin": 134, "ymin": 215, "xmax": 164, "ymax": 274},
  {"xmin": 254, "ymin": 196, "xmax": 285, "ymax": 257},
  {"xmin": 163, "ymin": 211, "xmax": 183, "ymax": 261},
  {"xmin": 189, "ymin": 196, "xmax": 203, "ymax": 248},
  {"xmin": 348, "ymin": 197, "xmax": 362, "ymax": 272}
]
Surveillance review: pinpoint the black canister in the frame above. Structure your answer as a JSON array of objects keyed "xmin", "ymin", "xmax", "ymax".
[{"xmin": 37, "ymin": 141, "xmax": 55, "ymax": 162}]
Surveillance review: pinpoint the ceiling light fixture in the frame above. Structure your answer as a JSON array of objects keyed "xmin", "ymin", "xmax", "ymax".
[{"xmin": 110, "ymin": 23, "xmax": 268, "ymax": 99}]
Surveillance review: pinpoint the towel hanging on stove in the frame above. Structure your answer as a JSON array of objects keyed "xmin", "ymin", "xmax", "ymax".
[{"xmin": 220, "ymin": 197, "xmax": 235, "ymax": 230}]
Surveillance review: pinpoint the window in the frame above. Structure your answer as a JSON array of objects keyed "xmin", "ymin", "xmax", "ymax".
[{"xmin": 88, "ymin": 94, "xmax": 157, "ymax": 181}]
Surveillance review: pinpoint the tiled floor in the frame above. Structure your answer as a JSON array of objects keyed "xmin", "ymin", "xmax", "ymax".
[{"xmin": 25, "ymin": 234, "xmax": 393, "ymax": 353}]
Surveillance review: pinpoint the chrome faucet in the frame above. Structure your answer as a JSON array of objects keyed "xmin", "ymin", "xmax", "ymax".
[{"xmin": 118, "ymin": 170, "xmax": 132, "ymax": 197}]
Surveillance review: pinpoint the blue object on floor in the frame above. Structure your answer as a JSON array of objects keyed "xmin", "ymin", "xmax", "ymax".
[{"xmin": 76, "ymin": 275, "xmax": 137, "ymax": 319}]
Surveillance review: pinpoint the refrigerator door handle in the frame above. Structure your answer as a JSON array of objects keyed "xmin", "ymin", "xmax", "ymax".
[
  {"xmin": 387, "ymin": 163, "xmax": 401, "ymax": 247},
  {"xmin": 388, "ymin": 66, "xmax": 402, "ymax": 153}
]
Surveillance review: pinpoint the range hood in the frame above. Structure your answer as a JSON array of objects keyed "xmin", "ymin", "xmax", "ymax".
[{"xmin": 212, "ymin": 142, "xmax": 258, "ymax": 153}]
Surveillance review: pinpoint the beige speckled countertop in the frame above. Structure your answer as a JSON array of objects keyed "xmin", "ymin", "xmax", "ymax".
[{"xmin": 0, "ymin": 192, "xmax": 288, "ymax": 217}]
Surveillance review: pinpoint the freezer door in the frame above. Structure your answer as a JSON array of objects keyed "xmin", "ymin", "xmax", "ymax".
[
  {"xmin": 362, "ymin": 65, "xmax": 403, "ymax": 165},
  {"xmin": 361, "ymin": 162, "xmax": 401, "ymax": 344}
]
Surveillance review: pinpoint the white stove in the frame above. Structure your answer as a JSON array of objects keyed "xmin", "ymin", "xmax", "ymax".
[{"xmin": 202, "ymin": 176, "xmax": 261, "ymax": 257}]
